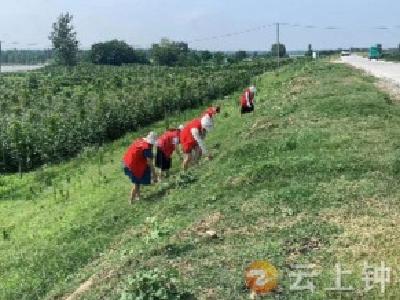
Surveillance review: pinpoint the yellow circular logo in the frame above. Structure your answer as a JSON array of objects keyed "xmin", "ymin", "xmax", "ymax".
[{"xmin": 245, "ymin": 260, "xmax": 278, "ymax": 294}]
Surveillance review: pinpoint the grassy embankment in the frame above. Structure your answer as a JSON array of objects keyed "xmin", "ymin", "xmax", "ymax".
[{"xmin": 2, "ymin": 60, "xmax": 400, "ymax": 299}]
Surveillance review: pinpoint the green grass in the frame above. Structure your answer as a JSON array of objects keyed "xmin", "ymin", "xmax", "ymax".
[
  {"xmin": 383, "ymin": 52, "xmax": 400, "ymax": 62},
  {"xmin": 2, "ymin": 60, "xmax": 400, "ymax": 299}
]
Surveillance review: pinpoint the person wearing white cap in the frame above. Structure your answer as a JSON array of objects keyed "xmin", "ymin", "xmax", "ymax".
[
  {"xmin": 122, "ymin": 132, "xmax": 158, "ymax": 203},
  {"xmin": 180, "ymin": 115, "xmax": 213, "ymax": 170},
  {"xmin": 202, "ymin": 106, "xmax": 221, "ymax": 118},
  {"xmin": 240, "ymin": 85, "xmax": 257, "ymax": 114},
  {"xmin": 155, "ymin": 125, "xmax": 184, "ymax": 179}
]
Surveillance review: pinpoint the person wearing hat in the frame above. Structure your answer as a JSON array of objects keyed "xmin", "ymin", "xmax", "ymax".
[
  {"xmin": 202, "ymin": 106, "xmax": 221, "ymax": 118},
  {"xmin": 155, "ymin": 125, "xmax": 184, "ymax": 179},
  {"xmin": 122, "ymin": 132, "xmax": 158, "ymax": 203},
  {"xmin": 180, "ymin": 115, "xmax": 213, "ymax": 170},
  {"xmin": 240, "ymin": 85, "xmax": 256, "ymax": 114}
]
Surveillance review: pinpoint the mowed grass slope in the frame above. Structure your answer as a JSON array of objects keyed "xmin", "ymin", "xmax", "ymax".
[{"xmin": 2, "ymin": 60, "xmax": 400, "ymax": 299}]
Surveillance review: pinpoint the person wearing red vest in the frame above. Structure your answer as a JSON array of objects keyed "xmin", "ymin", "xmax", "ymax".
[
  {"xmin": 202, "ymin": 106, "xmax": 220, "ymax": 118},
  {"xmin": 155, "ymin": 125, "xmax": 183, "ymax": 179},
  {"xmin": 180, "ymin": 115, "xmax": 213, "ymax": 170},
  {"xmin": 240, "ymin": 86, "xmax": 256, "ymax": 114},
  {"xmin": 123, "ymin": 132, "xmax": 158, "ymax": 203}
]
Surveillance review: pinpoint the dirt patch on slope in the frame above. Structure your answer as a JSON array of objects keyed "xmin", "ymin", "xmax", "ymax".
[
  {"xmin": 177, "ymin": 212, "xmax": 224, "ymax": 240},
  {"xmin": 64, "ymin": 276, "xmax": 94, "ymax": 300},
  {"xmin": 318, "ymin": 197, "xmax": 400, "ymax": 260}
]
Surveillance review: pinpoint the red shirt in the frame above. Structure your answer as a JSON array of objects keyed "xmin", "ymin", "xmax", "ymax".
[
  {"xmin": 241, "ymin": 88, "xmax": 254, "ymax": 107},
  {"xmin": 180, "ymin": 118, "xmax": 203, "ymax": 153},
  {"xmin": 157, "ymin": 130, "xmax": 180, "ymax": 158},
  {"xmin": 123, "ymin": 139, "xmax": 152, "ymax": 179}
]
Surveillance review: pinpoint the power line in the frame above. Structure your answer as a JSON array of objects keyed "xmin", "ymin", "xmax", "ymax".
[
  {"xmin": 182, "ymin": 22, "xmax": 400, "ymax": 47},
  {"xmin": 186, "ymin": 24, "xmax": 274, "ymax": 43},
  {"xmin": 1, "ymin": 22, "xmax": 400, "ymax": 51}
]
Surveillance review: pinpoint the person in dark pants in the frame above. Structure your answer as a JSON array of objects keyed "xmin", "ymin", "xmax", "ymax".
[
  {"xmin": 155, "ymin": 125, "xmax": 183, "ymax": 180},
  {"xmin": 122, "ymin": 132, "xmax": 158, "ymax": 204},
  {"xmin": 240, "ymin": 86, "xmax": 256, "ymax": 114}
]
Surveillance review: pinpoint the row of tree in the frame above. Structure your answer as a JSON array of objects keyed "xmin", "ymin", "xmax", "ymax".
[
  {"xmin": 48, "ymin": 12, "xmax": 287, "ymax": 67},
  {"xmin": 0, "ymin": 50, "xmax": 53, "ymax": 65}
]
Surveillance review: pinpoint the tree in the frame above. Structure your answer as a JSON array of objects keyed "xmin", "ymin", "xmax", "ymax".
[
  {"xmin": 213, "ymin": 52, "xmax": 225, "ymax": 65},
  {"xmin": 235, "ymin": 50, "xmax": 247, "ymax": 61},
  {"xmin": 151, "ymin": 39, "xmax": 189, "ymax": 66},
  {"xmin": 200, "ymin": 50, "xmax": 213, "ymax": 62},
  {"xmin": 49, "ymin": 12, "xmax": 79, "ymax": 66},
  {"xmin": 0, "ymin": 49, "xmax": 53, "ymax": 65},
  {"xmin": 306, "ymin": 44, "xmax": 313, "ymax": 57},
  {"xmin": 271, "ymin": 43, "xmax": 287, "ymax": 57},
  {"xmin": 184, "ymin": 51, "xmax": 201, "ymax": 66},
  {"xmin": 78, "ymin": 50, "xmax": 92, "ymax": 63},
  {"xmin": 91, "ymin": 40, "xmax": 148, "ymax": 66}
]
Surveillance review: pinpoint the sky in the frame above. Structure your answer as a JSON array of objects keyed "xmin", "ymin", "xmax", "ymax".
[{"xmin": 0, "ymin": 0, "xmax": 399, "ymax": 51}]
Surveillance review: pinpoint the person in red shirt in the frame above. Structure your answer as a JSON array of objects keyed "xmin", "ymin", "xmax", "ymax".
[
  {"xmin": 240, "ymin": 86, "xmax": 256, "ymax": 114},
  {"xmin": 202, "ymin": 106, "xmax": 221, "ymax": 118},
  {"xmin": 180, "ymin": 115, "xmax": 213, "ymax": 170},
  {"xmin": 155, "ymin": 125, "xmax": 183, "ymax": 179},
  {"xmin": 122, "ymin": 132, "xmax": 158, "ymax": 203}
]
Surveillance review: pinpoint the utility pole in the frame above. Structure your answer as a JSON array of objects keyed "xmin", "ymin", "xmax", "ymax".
[{"xmin": 276, "ymin": 22, "xmax": 280, "ymax": 69}]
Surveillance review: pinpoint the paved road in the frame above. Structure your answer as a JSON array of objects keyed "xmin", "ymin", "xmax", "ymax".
[
  {"xmin": 341, "ymin": 55, "xmax": 400, "ymax": 85},
  {"xmin": 0, "ymin": 64, "xmax": 46, "ymax": 73}
]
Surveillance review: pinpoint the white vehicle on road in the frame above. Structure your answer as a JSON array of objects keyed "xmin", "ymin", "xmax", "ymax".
[{"xmin": 341, "ymin": 50, "xmax": 351, "ymax": 56}]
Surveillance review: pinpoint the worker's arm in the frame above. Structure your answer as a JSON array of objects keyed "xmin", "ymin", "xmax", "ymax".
[
  {"xmin": 147, "ymin": 157, "xmax": 158, "ymax": 183},
  {"xmin": 246, "ymin": 91, "xmax": 251, "ymax": 107},
  {"xmin": 143, "ymin": 149, "xmax": 158, "ymax": 183},
  {"xmin": 191, "ymin": 128, "xmax": 207, "ymax": 155},
  {"xmin": 173, "ymin": 137, "xmax": 182, "ymax": 158}
]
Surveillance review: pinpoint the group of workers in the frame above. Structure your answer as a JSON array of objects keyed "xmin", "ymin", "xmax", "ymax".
[{"xmin": 122, "ymin": 85, "xmax": 256, "ymax": 203}]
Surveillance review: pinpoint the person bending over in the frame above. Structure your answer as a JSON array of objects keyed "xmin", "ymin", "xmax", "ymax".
[
  {"xmin": 180, "ymin": 115, "xmax": 213, "ymax": 170},
  {"xmin": 155, "ymin": 125, "xmax": 183, "ymax": 180},
  {"xmin": 122, "ymin": 132, "xmax": 158, "ymax": 203}
]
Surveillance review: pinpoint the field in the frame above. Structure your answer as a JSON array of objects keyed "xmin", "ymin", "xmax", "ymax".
[
  {"xmin": 0, "ymin": 60, "xmax": 283, "ymax": 172},
  {"xmin": 2, "ymin": 59, "xmax": 400, "ymax": 299}
]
